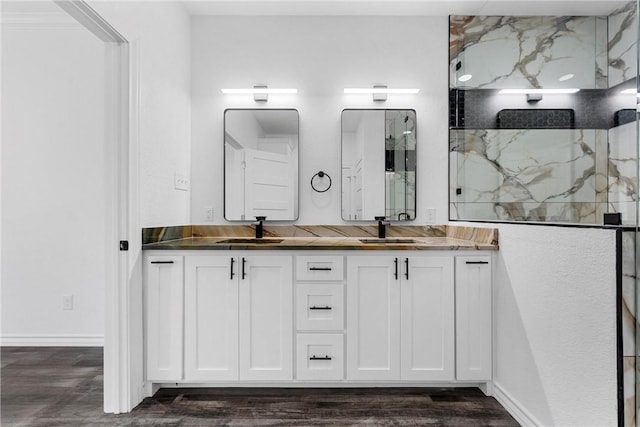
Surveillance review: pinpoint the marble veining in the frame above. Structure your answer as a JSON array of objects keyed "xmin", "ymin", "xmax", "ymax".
[
  {"xmin": 608, "ymin": 2, "xmax": 637, "ymax": 87},
  {"xmin": 450, "ymin": 129, "xmax": 607, "ymax": 223},
  {"xmin": 142, "ymin": 224, "xmax": 498, "ymax": 251},
  {"xmin": 450, "ymin": 16, "xmax": 601, "ymax": 90},
  {"xmin": 608, "ymin": 121, "xmax": 638, "ymax": 225}
]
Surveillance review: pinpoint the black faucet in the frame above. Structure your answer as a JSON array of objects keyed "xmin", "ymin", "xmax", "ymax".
[
  {"xmin": 254, "ymin": 216, "xmax": 266, "ymax": 239},
  {"xmin": 374, "ymin": 216, "xmax": 389, "ymax": 238}
]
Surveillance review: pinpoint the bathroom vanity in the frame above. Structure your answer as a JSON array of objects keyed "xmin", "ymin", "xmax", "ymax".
[{"xmin": 142, "ymin": 225, "xmax": 497, "ymax": 393}]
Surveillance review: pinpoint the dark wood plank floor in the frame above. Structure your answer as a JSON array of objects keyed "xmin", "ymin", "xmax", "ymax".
[{"xmin": 1, "ymin": 347, "xmax": 520, "ymax": 426}]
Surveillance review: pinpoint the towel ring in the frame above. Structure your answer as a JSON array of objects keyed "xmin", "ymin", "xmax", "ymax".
[{"xmin": 311, "ymin": 171, "xmax": 332, "ymax": 193}]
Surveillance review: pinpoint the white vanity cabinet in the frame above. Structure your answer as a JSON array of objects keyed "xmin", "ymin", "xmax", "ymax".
[
  {"xmin": 143, "ymin": 248, "xmax": 492, "ymax": 388},
  {"xmin": 239, "ymin": 255, "xmax": 293, "ymax": 381},
  {"xmin": 184, "ymin": 256, "xmax": 239, "ymax": 381},
  {"xmin": 346, "ymin": 255, "xmax": 455, "ymax": 381},
  {"xmin": 184, "ymin": 254, "xmax": 293, "ymax": 382},
  {"xmin": 455, "ymin": 256, "xmax": 492, "ymax": 381},
  {"xmin": 145, "ymin": 255, "xmax": 184, "ymax": 381},
  {"xmin": 294, "ymin": 255, "xmax": 345, "ymax": 381}
]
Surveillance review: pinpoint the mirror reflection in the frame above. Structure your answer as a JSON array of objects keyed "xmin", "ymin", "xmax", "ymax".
[
  {"xmin": 224, "ymin": 109, "xmax": 299, "ymax": 221},
  {"xmin": 341, "ymin": 109, "xmax": 416, "ymax": 221}
]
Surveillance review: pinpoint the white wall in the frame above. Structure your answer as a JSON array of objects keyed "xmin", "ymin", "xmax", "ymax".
[
  {"xmin": 191, "ymin": 17, "xmax": 620, "ymax": 425},
  {"xmin": 190, "ymin": 16, "xmax": 449, "ymax": 224},
  {"xmin": 1, "ymin": 17, "xmax": 106, "ymax": 344},
  {"xmin": 89, "ymin": 1, "xmax": 192, "ymax": 228},
  {"xmin": 488, "ymin": 223, "xmax": 618, "ymax": 426}
]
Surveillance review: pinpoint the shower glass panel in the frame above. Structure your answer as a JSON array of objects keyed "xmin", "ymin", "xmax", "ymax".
[{"xmin": 449, "ymin": 11, "xmax": 638, "ymax": 225}]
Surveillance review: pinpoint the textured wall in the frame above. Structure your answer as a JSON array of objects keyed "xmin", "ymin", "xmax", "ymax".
[{"xmin": 487, "ymin": 223, "xmax": 618, "ymax": 426}]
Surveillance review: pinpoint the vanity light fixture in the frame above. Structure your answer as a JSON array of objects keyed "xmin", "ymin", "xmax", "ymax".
[
  {"xmin": 344, "ymin": 85, "xmax": 420, "ymax": 102},
  {"xmin": 498, "ymin": 88, "xmax": 580, "ymax": 94},
  {"xmin": 220, "ymin": 85, "xmax": 298, "ymax": 102},
  {"xmin": 458, "ymin": 74, "xmax": 473, "ymax": 82}
]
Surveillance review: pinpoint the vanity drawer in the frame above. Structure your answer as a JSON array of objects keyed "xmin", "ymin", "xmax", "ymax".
[
  {"xmin": 296, "ymin": 333, "xmax": 344, "ymax": 381},
  {"xmin": 296, "ymin": 284, "xmax": 344, "ymax": 331},
  {"xmin": 296, "ymin": 256, "xmax": 344, "ymax": 281}
]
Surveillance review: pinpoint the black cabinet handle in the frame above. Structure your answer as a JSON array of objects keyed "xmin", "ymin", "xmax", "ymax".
[
  {"xmin": 230, "ymin": 257, "xmax": 235, "ymax": 279},
  {"xmin": 404, "ymin": 258, "xmax": 409, "ymax": 280},
  {"xmin": 394, "ymin": 258, "xmax": 398, "ymax": 280},
  {"xmin": 242, "ymin": 257, "xmax": 247, "ymax": 279},
  {"xmin": 309, "ymin": 267, "xmax": 332, "ymax": 271},
  {"xmin": 309, "ymin": 355, "xmax": 332, "ymax": 361},
  {"xmin": 309, "ymin": 306, "xmax": 332, "ymax": 310},
  {"xmin": 151, "ymin": 261, "xmax": 174, "ymax": 264},
  {"xmin": 466, "ymin": 261, "xmax": 489, "ymax": 265}
]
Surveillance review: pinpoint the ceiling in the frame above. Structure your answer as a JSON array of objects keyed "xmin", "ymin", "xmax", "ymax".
[{"xmin": 183, "ymin": 0, "xmax": 631, "ymax": 16}]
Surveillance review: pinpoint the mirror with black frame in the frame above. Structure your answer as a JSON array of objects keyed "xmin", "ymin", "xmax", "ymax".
[
  {"xmin": 341, "ymin": 109, "xmax": 416, "ymax": 221},
  {"xmin": 224, "ymin": 109, "xmax": 299, "ymax": 221}
]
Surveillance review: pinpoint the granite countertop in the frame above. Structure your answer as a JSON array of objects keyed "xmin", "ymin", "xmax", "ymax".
[{"xmin": 142, "ymin": 225, "xmax": 498, "ymax": 251}]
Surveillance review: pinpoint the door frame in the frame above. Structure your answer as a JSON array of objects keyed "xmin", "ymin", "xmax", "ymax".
[{"xmin": 54, "ymin": 0, "xmax": 139, "ymax": 414}]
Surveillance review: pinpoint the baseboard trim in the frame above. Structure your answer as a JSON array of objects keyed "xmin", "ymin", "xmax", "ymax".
[
  {"xmin": 493, "ymin": 382, "xmax": 541, "ymax": 426},
  {"xmin": 1, "ymin": 334, "xmax": 104, "ymax": 347}
]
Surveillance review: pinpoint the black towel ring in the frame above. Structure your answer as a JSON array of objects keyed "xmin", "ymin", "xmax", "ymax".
[{"xmin": 311, "ymin": 171, "xmax": 332, "ymax": 193}]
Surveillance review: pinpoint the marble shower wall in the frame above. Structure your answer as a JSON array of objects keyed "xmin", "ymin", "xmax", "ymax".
[
  {"xmin": 622, "ymin": 230, "xmax": 638, "ymax": 427},
  {"xmin": 450, "ymin": 16, "xmax": 606, "ymax": 89},
  {"xmin": 609, "ymin": 121, "xmax": 638, "ymax": 225},
  {"xmin": 609, "ymin": 2, "xmax": 638, "ymax": 87},
  {"xmin": 450, "ymin": 129, "xmax": 608, "ymax": 223},
  {"xmin": 450, "ymin": 6, "xmax": 638, "ymax": 225}
]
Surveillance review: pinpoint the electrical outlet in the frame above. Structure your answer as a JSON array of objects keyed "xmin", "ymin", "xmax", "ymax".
[
  {"xmin": 425, "ymin": 208, "xmax": 436, "ymax": 224},
  {"xmin": 174, "ymin": 172, "xmax": 189, "ymax": 191},
  {"xmin": 63, "ymin": 295, "xmax": 74, "ymax": 310},
  {"xmin": 205, "ymin": 207, "xmax": 214, "ymax": 221}
]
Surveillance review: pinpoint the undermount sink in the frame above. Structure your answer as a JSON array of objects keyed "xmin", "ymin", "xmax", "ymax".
[
  {"xmin": 359, "ymin": 238, "xmax": 418, "ymax": 244},
  {"xmin": 216, "ymin": 238, "xmax": 284, "ymax": 244}
]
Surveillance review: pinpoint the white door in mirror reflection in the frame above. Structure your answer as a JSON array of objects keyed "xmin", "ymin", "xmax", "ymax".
[
  {"xmin": 226, "ymin": 141, "xmax": 295, "ymax": 221},
  {"xmin": 245, "ymin": 147, "xmax": 294, "ymax": 220},
  {"xmin": 224, "ymin": 109, "xmax": 299, "ymax": 221}
]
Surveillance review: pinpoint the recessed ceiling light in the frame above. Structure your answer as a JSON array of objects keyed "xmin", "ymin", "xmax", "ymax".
[
  {"xmin": 558, "ymin": 73, "xmax": 575, "ymax": 82},
  {"xmin": 498, "ymin": 88, "xmax": 580, "ymax": 94},
  {"xmin": 458, "ymin": 74, "xmax": 473, "ymax": 82}
]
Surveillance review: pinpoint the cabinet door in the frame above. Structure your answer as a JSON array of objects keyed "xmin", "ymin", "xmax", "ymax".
[
  {"xmin": 346, "ymin": 256, "xmax": 400, "ymax": 380},
  {"xmin": 455, "ymin": 256, "xmax": 492, "ymax": 381},
  {"xmin": 401, "ymin": 256, "xmax": 454, "ymax": 381},
  {"xmin": 145, "ymin": 256, "xmax": 184, "ymax": 381},
  {"xmin": 184, "ymin": 256, "xmax": 239, "ymax": 381},
  {"xmin": 239, "ymin": 256, "xmax": 293, "ymax": 380}
]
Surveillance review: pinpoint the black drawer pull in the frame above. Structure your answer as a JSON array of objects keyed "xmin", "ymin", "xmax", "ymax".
[
  {"xmin": 309, "ymin": 267, "xmax": 332, "ymax": 271},
  {"xmin": 309, "ymin": 306, "xmax": 332, "ymax": 310},
  {"xmin": 309, "ymin": 355, "xmax": 332, "ymax": 361},
  {"xmin": 466, "ymin": 261, "xmax": 489, "ymax": 265},
  {"xmin": 150, "ymin": 261, "xmax": 174, "ymax": 264}
]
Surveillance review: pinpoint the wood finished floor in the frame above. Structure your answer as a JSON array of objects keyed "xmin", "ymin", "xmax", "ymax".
[{"xmin": 1, "ymin": 347, "xmax": 520, "ymax": 426}]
